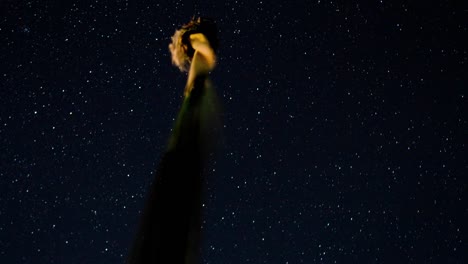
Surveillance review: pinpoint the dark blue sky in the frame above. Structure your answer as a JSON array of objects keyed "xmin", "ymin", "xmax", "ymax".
[{"xmin": 1, "ymin": 1, "xmax": 466, "ymax": 263}]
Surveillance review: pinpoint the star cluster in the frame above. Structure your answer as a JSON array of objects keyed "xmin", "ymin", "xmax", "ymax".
[{"xmin": 1, "ymin": 1, "xmax": 466, "ymax": 263}]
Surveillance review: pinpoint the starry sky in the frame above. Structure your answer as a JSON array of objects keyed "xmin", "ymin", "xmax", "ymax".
[{"xmin": 1, "ymin": 1, "xmax": 466, "ymax": 263}]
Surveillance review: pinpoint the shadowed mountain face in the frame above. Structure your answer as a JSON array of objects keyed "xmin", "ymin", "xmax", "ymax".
[{"xmin": 128, "ymin": 76, "xmax": 220, "ymax": 264}]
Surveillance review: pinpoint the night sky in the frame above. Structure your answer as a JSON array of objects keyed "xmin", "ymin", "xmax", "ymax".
[{"xmin": 1, "ymin": 1, "xmax": 466, "ymax": 263}]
